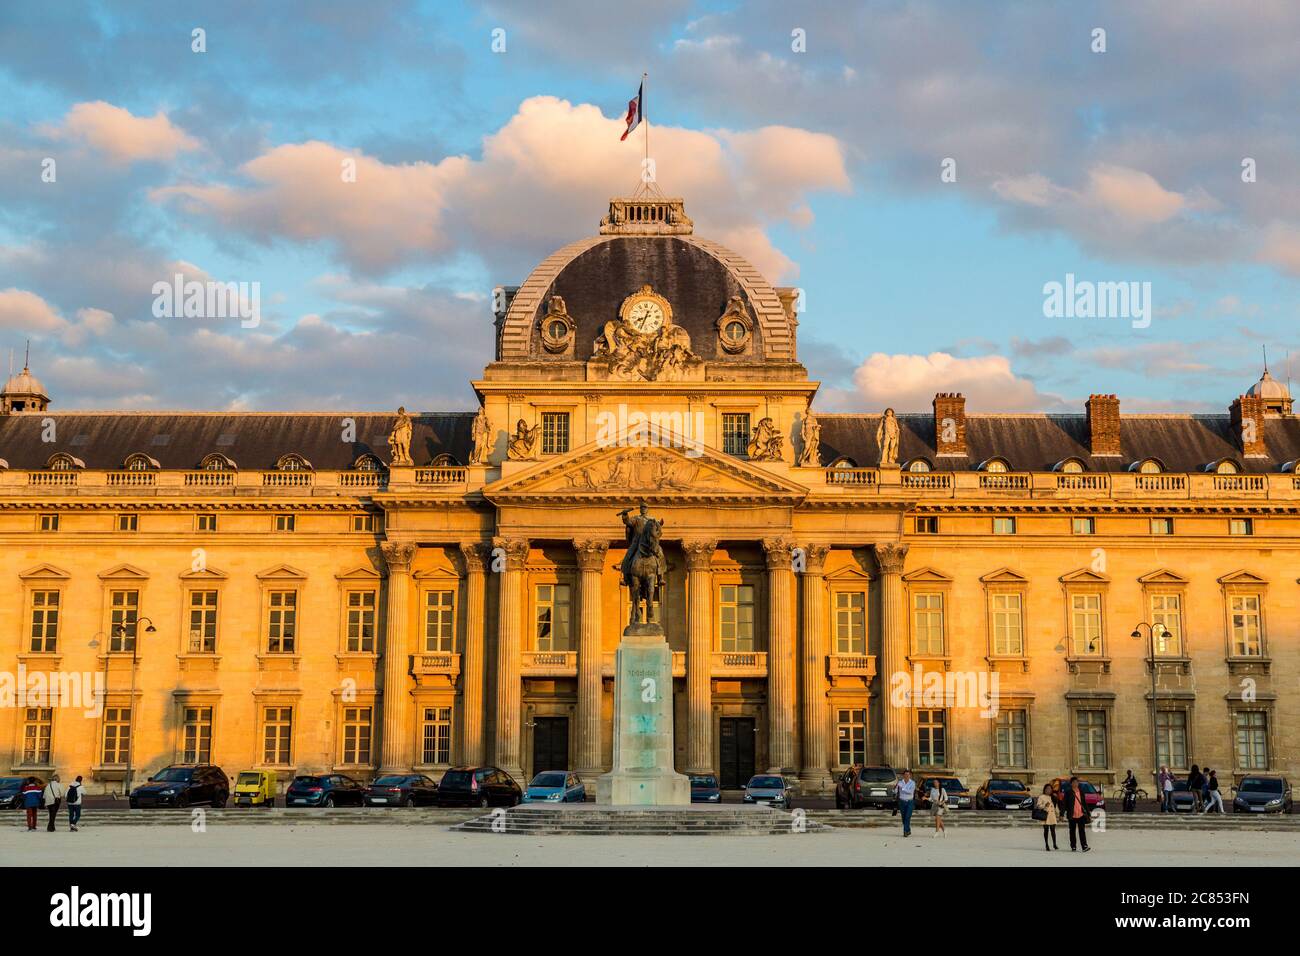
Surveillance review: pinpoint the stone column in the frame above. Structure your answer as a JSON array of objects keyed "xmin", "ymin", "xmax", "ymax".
[
  {"xmin": 763, "ymin": 537, "xmax": 796, "ymax": 772},
  {"xmin": 799, "ymin": 543, "xmax": 832, "ymax": 791},
  {"xmin": 458, "ymin": 542, "xmax": 490, "ymax": 766},
  {"xmin": 876, "ymin": 542, "xmax": 910, "ymax": 768},
  {"xmin": 379, "ymin": 541, "xmax": 417, "ymax": 772},
  {"xmin": 682, "ymin": 539, "xmax": 717, "ymax": 775},
  {"xmin": 493, "ymin": 536, "xmax": 529, "ymax": 782},
  {"xmin": 573, "ymin": 538, "xmax": 609, "ymax": 779}
]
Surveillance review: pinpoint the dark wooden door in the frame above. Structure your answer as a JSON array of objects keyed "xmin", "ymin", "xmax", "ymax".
[
  {"xmin": 719, "ymin": 717, "xmax": 756, "ymax": 789},
  {"xmin": 531, "ymin": 717, "xmax": 570, "ymax": 778}
]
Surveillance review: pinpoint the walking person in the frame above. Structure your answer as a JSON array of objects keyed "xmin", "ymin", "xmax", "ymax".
[
  {"xmin": 1035, "ymin": 784, "xmax": 1059, "ymax": 851},
  {"xmin": 21, "ymin": 777, "xmax": 42, "ymax": 831},
  {"xmin": 66, "ymin": 775, "xmax": 84, "ymax": 831},
  {"xmin": 1159, "ymin": 766, "xmax": 1175, "ymax": 813},
  {"xmin": 895, "ymin": 769, "xmax": 916, "ymax": 838},
  {"xmin": 928, "ymin": 778, "xmax": 948, "ymax": 838},
  {"xmin": 1186, "ymin": 765, "xmax": 1204, "ymax": 813},
  {"xmin": 1203, "ymin": 769, "xmax": 1224, "ymax": 814},
  {"xmin": 1062, "ymin": 775, "xmax": 1091, "ymax": 852},
  {"xmin": 1121, "ymin": 769, "xmax": 1138, "ymax": 813},
  {"xmin": 42, "ymin": 774, "xmax": 65, "ymax": 832}
]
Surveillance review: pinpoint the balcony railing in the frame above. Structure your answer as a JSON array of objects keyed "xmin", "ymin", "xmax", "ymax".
[
  {"xmin": 338, "ymin": 472, "xmax": 386, "ymax": 489},
  {"xmin": 410, "ymin": 652, "xmax": 461, "ymax": 676},
  {"xmin": 1135, "ymin": 474, "xmax": 1186, "ymax": 493},
  {"xmin": 107, "ymin": 472, "xmax": 156, "ymax": 487},
  {"xmin": 1212, "ymin": 474, "xmax": 1266, "ymax": 493},
  {"xmin": 901, "ymin": 472, "xmax": 952, "ymax": 490},
  {"xmin": 415, "ymin": 466, "xmax": 467, "ymax": 485},
  {"xmin": 262, "ymin": 471, "xmax": 314, "ymax": 488},
  {"xmin": 825, "ymin": 467, "xmax": 877, "ymax": 486},
  {"xmin": 978, "ymin": 472, "xmax": 1031, "ymax": 491},
  {"xmin": 1056, "ymin": 473, "xmax": 1109, "ymax": 492},
  {"xmin": 29, "ymin": 472, "xmax": 77, "ymax": 487},
  {"xmin": 184, "ymin": 471, "xmax": 235, "ymax": 488},
  {"xmin": 827, "ymin": 654, "xmax": 877, "ymax": 678},
  {"xmin": 711, "ymin": 651, "xmax": 768, "ymax": 677},
  {"xmin": 521, "ymin": 650, "xmax": 577, "ymax": 676}
]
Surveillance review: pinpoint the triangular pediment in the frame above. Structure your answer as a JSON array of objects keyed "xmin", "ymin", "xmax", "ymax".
[
  {"xmin": 1218, "ymin": 569, "xmax": 1267, "ymax": 587},
  {"xmin": 980, "ymin": 567, "xmax": 1028, "ymax": 585},
  {"xmin": 902, "ymin": 567, "xmax": 952, "ymax": 584},
  {"xmin": 179, "ymin": 566, "xmax": 229, "ymax": 580},
  {"xmin": 256, "ymin": 563, "xmax": 308, "ymax": 580},
  {"xmin": 1060, "ymin": 568, "xmax": 1109, "ymax": 584},
  {"xmin": 98, "ymin": 563, "xmax": 150, "ymax": 580},
  {"xmin": 825, "ymin": 565, "xmax": 872, "ymax": 582},
  {"xmin": 336, "ymin": 565, "xmax": 384, "ymax": 581},
  {"xmin": 1138, "ymin": 568, "xmax": 1187, "ymax": 585},
  {"xmin": 20, "ymin": 563, "xmax": 70, "ymax": 580},
  {"xmin": 484, "ymin": 430, "xmax": 809, "ymax": 503}
]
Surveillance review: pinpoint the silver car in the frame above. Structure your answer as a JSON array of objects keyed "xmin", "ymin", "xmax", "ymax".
[{"xmin": 743, "ymin": 774, "xmax": 797, "ymax": 808}]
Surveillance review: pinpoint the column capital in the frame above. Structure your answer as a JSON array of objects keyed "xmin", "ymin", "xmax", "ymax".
[
  {"xmin": 572, "ymin": 538, "xmax": 610, "ymax": 571},
  {"xmin": 457, "ymin": 541, "xmax": 492, "ymax": 574},
  {"xmin": 491, "ymin": 535, "xmax": 530, "ymax": 571},
  {"xmin": 874, "ymin": 541, "xmax": 909, "ymax": 575},
  {"xmin": 380, "ymin": 540, "xmax": 418, "ymax": 572},
  {"xmin": 762, "ymin": 536, "xmax": 796, "ymax": 570},
  {"xmin": 681, "ymin": 538, "xmax": 718, "ymax": 571},
  {"xmin": 799, "ymin": 543, "xmax": 832, "ymax": 574}
]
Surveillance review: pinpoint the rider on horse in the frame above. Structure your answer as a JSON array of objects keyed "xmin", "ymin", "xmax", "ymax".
[{"xmin": 619, "ymin": 502, "xmax": 666, "ymax": 626}]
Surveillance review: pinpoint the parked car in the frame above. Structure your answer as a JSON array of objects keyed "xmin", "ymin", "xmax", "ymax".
[
  {"xmin": 130, "ymin": 765, "xmax": 229, "ymax": 808},
  {"xmin": 835, "ymin": 765, "xmax": 898, "ymax": 810},
  {"xmin": 1232, "ymin": 776, "xmax": 1293, "ymax": 813},
  {"xmin": 690, "ymin": 774, "xmax": 722, "ymax": 803},
  {"xmin": 975, "ymin": 778, "xmax": 1034, "ymax": 810},
  {"xmin": 918, "ymin": 776, "xmax": 971, "ymax": 810},
  {"xmin": 523, "ymin": 771, "xmax": 585, "ymax": 803},
  {"xmin": 435, "ymin": 766, "xmax": 522, "ymax": 808},
  {"xmin": 1, "ymin": 776, "xmax": 43, "ymax": 809},
  {"xmin": 1167, "ymin": 779, "xmax": 1197, "ymax": 812},
  {"xmin": 1048, "ymin": 776, "xmax": 1106, "ymax": 810},
  {"xmin": 233, "ymin": 769, "xmax": 277, "ymax": 807},
  {"xmin": 743, "ymin": 774, "xmax": 797, "ymax": 808},
  {"xmin": 364, "ymin": 773, "xmax": 439, "ymax": 807},
  {"xmin": 285, "ymin": 773, "xmax": 366, "ymax": 807}
]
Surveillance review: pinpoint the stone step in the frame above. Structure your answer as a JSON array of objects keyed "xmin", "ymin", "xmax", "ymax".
[{"xmin": 449, "ymin": 805, "xmax": 831, "ymax": 836}]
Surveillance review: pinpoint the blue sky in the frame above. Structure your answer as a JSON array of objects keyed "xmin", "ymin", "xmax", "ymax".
[{"xmin": 0, "ymin": 0, "xmax": 1297, "ymax": 413}]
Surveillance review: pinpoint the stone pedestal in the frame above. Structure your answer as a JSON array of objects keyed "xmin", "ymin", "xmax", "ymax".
[{"xmin": 596, "ymin": 623, "xmax": 690, "ymax": 806}]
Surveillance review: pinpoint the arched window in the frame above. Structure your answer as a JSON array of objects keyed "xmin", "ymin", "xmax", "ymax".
[
  {"xmin": 276, "ymin": 454, "xmax": 312, "ymax": 472},
  {"xmin": 46, "ymin": 453, "xmax": 84, "ymax": 471},
  {"xmin": 906, "ymin": 458, "xmax": 931, "ymax": 473},
  {"xmin": 1138, "ymin": 459, "xmax": 1162, "ymax": 474},
  {"xmin": 200, "ymin": 453, "xmax": 235, "ymax": 471},
  {"xmin": 982, "ymin": 458, "xmax": 1010, "ymax": 473},
  {"xmin": 829, "ymin": 457, "xmax": 857, "ymax": 470},
  {"xmin": 123, "ymin": 453, "xmax": 159, "ymax": 471},
  {"xmin": 1058, "ymin": 459, "xmax": 1084, "ymax": 474},
  {"xmin": 430, "ymin": 453, "xmax": 460, "ymax": 467},
  {"xmin": 353, "ymin": 454, "xmax": 384, "ymax": 472},
  {"xmin": 1214, "ymin": 459, "xmax": 1239, "ymax": 474}
]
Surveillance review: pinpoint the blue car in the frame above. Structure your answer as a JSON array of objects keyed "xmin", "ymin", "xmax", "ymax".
[{"xmin": 523, "ymin": 771, "xmax": 586, "ymax": 803}]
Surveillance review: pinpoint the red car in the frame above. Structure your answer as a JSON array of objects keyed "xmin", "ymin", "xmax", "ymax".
[{"xmin": 1050, "ymin": 776, "xmax": 1106, "ymax": 810}]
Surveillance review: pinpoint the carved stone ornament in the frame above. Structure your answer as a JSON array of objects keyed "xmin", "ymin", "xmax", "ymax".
[
  {"xmin": 507, "ymin": 418, "xmax": 540, "ymax": 461},
  {"xmin": 801, "ymin": 543, "xmax": 831, "ymax": 574},
  {"xmin": 747, "ymin": 417, "xmax": 785, "ymax": 462},
  {"xmin": 573, "ymin": 538, "xmax": 610, "ymax": 571},
  {"xmin": 458, "ymin": 541, "xmax": 491, "ymax": 573},
  {"xmin": 491, "ymin": 536, "xmax": 530, "ymax": 571},
  {"xmin": 681, "ymin": 538, "xmax": 718, "ymax": 571},
  {"xmin": 797, "ymin": 411, "xmax": 822, "ymax": 467},
  {"xmin": 380, "ymin": 540, "xmax": 418, "ymax": 571},
  {"xmin": 590, "ymin": 284, "xmax": 702, "ymax": 383},
  {"xmin": 387, "ymin": 406, "xmax": 413, "ymax": 466},
  {"xmin": 874, "ymin": 541, "xmax": 909, "ymax": 575},
  {"xmin": 762, "ymin": 536, "xmax": 796, "ymax": 570},
  {"xmin": 562, "ymin": 448, "xmax": 718, "ymax": 493},
  {"xmin": 539, "ymin": 294, "xmax": 576, "ymax": 353},
  {"xmin": 469, "ymin": 406, "xmax": 492, "ymax": 465},
  {"xmin": 876, "ymin": 408, "xmax": 901, "ymax": 468},
  {"xmin": 715, "ymin": 295, "xmax": 753, "ymax": 354}
]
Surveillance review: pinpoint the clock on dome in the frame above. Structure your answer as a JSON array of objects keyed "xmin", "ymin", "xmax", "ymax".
[{"xmin": 618, "ymin": 285, "xmax": 672, "ymax": 335}]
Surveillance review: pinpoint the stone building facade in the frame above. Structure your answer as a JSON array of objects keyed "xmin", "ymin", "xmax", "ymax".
[{"xmin": 2, "ymin": 196, "xmax": 1298, "ymax": 795}]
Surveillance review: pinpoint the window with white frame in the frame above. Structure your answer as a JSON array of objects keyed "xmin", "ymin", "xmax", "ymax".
[
  {"xmin": 916, "ymin": 709, "xmax": 946, "ymax": 766},
  {"xmin": 346, "ymin": 590, "xmax": 377, "ymax": 653},
  {"xmin": 833, "ymin": 591, "xmax": 866, "ymax": 654},
  {"xmin": 721, "ymin": 413, "xmax": 751, "ymax": 457},
  {"xmin": 109, "ymin": 590, "xmax": 139, "ymax": 652},
  {"xmin": 1149, "ymin": 594, "xmax": 1183, "ymax": 656},
  {"xmin": 1234, "ymin": 711, "xmax": 1268, "ymax": 770},
  {"xmin": 102, "ymin": 706, "xmax": 131, "ymax": 764},
  {"xmin": 718, "ymin": 584, "xmax": 755, "ymax": 652},
  {"xmin": 187, "ymin": 590, "xmax": 218, "ymax": 653},
  {"xmin": 341, "ymin": 706, "xmax": 372, "ymax": 765},
  {"xmin": 534, "ymin": 584, "xmax": 571, "ymax": 651},
  {"xmin": 1075, "ymin": 710, "xmax": 1107, "ymax": 769},
  {"xmin": 996, "ymin": 708, "xmax": 1027, "ymax": 767},
  {"xmin": 990, "ymin": 592, "xmax": 1024, "ymax": 655},
  {"xmin": 266, "ymin": 590, "xmax": 297, "ymax": 653},
  {"xmin": 182, "ymin": 706, "xmax": 212, "ymax": 763},
  {"xmin": 1155, "ymin": 710, "xmax": 1187, "ymax": 769},
  {"xmin": 836, "ymin": 708, "xmax": 866, "ymax": 766},
  {"xmin": 262, "ymin": 706, "xmax": 293, "ymax": 765},
  {"xmin": 1070, "ymin": 593, "xmax": 1103, "ymax": 655},
  {"xmin": 29, "ymin": 590, "xmax": 60, "ymax": 653},
  {"xmin": 421, "ymin": 706, "xmax": 452, "ymax": 765},
  {"xmin": 541, "ymin": 412, "xmax": 570, "ymax": 455},
  {"xmin": 23, "ymin": 707, "xmax": 52, "ymax": 765},
  {"xmin": 1229, "ymin": 594, "xmax": 1262, "ymax": 656},
  {"xmin": 912, "ymin": 592, "xmax": 944, "ymax": 655},
  {"xmin": 424, "ymin": 589, "xmax": 456, "ymax": 652}
]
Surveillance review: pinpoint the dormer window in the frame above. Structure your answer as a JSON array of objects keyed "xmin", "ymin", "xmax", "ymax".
[
  {"xmin": 353, "ymin": 454, "xmax": 384, "ymax": 472},
  {"xmin": 276, "ymin": 454, "xmax": 312, "ymax": 472},
  {"xmin": 906, "ymin": 458, "xmax": 932, "ymax": 473},
  {"xmin": 1212, "ymin": 459, "xmax": 1239, "ymax": 475},
  {"xmin": 123, "ymin": 453, "xmax": 160, "ymax": 471},
  {"xmin": 200, "ymin": 453, "xmax": 236, "ymax": 471},
  {"xmin": 46, "ymin": 453, "xmax": 84, "ymax": 472},
  {"xmin": 980, "ymin": 458, "xmax": 1010, "ymax": 473},
  {"xmin": 1134, "ymin": 459, "xmax": 1163, "ymax": 475},
  {"xmin": 1055, "ymin": 458, "xmax": 1085, "ymax": 473}
]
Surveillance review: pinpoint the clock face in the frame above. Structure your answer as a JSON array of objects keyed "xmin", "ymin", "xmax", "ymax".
[{"xmin": 626, "ymin": 300, "xmax": 665, "ymax": 334}]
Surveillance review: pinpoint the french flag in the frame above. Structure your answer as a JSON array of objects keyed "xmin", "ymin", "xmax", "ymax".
[{"xmin": 620, "ymin": 80, "xmax": 643, "ymax": 141}]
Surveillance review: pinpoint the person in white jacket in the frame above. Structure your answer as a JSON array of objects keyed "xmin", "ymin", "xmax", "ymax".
[{"xmin": 42, "ymin": 774, "xmax": 65, "ymax": 833}]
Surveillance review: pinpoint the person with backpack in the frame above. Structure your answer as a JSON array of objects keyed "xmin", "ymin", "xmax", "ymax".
[
  {"xmin": 927, "ymin": 778, "xmax": 948, "ymax": 838},
  {"xmin": 66, "ymin": 775, "xmax": 84, "ymax": 831},
  {"xmin": 42, "ymin": 773, "xmax": 65, "ymax": 832},
  {"xmin": 20, "ymin": 777, "xmax": 42, "ymax": 831}
]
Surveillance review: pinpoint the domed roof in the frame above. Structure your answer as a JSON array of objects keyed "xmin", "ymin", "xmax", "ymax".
[
  {"xmin": 1, "ymin": 365, "xmax": 48, "ymax": 399},
  {"xmin": 1247, "ymin": 368, "xmax": 1290, "ymax": 400}
]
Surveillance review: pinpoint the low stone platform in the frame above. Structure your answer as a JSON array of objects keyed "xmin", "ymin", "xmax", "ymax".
[{"xmin": 451, "ymin": 804, "xmax": 831, "ymax": 836}]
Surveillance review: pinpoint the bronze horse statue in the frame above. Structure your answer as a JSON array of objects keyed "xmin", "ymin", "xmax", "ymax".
[{"xmin": 619, "ymin": 502, "xmax": 666, "ymax": 627}]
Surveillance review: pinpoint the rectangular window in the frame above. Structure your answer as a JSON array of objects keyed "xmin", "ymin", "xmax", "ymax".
[
  {"xmin": 916, "ymin": 709, "xmax": 946, "ymax": 767},
  {"xmin": 275, "ymin": 514, "xmax": 296, "ymax": 533},
  {"xmin": 911, "ymin": 592, "xmax": 944, "ymax": 655},
  {"xmin": 187, "ymin": 590, "xmax": 218, "ymax": 653},
  {"xmin": 182, "ymin": 706, "xmax": 212, "ymax": 763},
  {"xmin": 534, "ymin": 584, "xmax": 572, "ymax": 651},
  {"xmin": 342, "ymin": 706, "xmax": 372, "ymax": 765},
  {"xmin": 1155, "ymin": 710, "xmax": 1187, "ymax": 769},
  {"xmin": 718, "ymin": 584, "xmax": 755, "ymax": 652},
  {"xmin": 109, "ymin": 590, "xmax": 139, "ymax": 652},
  {"xmin": 117, "ymin": 513, "xmax": 138, "ymax": 532},
  {"xmin": 1150, "ymin": 594, "xmax": 1183, "ymax": 656},
  {"xmin": 1229, "ymin": 595, "xmax": 1262, "ymax": 656},
  {"xmin": 196, "ymin": 513, "xmax": 217, "ymax": 532},
  {"xmin": 262, "ymin": 706, "xmax": 293, "ymax": 765},
  {"xmin": 1234, "ymin": 711, "xmax": 1268, "ymax": 770},
  {"xmin": 1072, "ymin": 516, "xmax": 1095, "ymax": 535},
  {"xmin": 836, "ymin": 708, "xmax": 866, "ymax": 766},
  {"xmin": 1076, "ymin": 710, "xmax": 1107, "ymax": 769},
  {"xmin": 913, "ymin": 516, "xmax": 938, "ymax": 534},
  {"xmin": 1070, "ymin": 593, "xmax": 1103, "ymax": 656},
  {"xmin": 833, "ymin": 591, "xmax": 866, "ymax": 654},
  {"xmin": 424, "ymin": 589, "xmax": 456, "ymax": 653},
  {"xmin": 39, "ymin": 513, "xmax": 59, "ymax": 532},
  {"xmin": 722, "ymin": 413, "xmax": 751, "ymax": 457},
  {"xmin": 990, "ymin": 592, "xmax": 1023, "ymax": 656},
  {"xmin": 993, "ymin": 516, "xmax": 1016, "ymax": 535},
  {"xmin": 351, "ymin": 513, "xmax": 375, "ymax": 533},
  {"xmin": 1150, "ymin": 517, "xmax": 1173, "ymax": 535},
  {"xmin": 541, "ymin": 412, "xmax": 570, "ymax": 455},
  {"xmin": 995, "ymin": 709, "xmax": 1027, "ymax": 768},
  {"xmin": 23, "ymin": 707, "xmax": 53, "ymax": 765},
  {"xmin": 346, "ymin": 590, "xmax": 377, "ymax": 653},
  {"xmin": 266, "ymin": 590, "xmax": 297, "ymax": 653},
  {"xmin": 102, "ymin": 706, "xmax": 131, "ymax": 764},
  {"xmin": 422, "ymin": 706, "xmax": 452, "ymax": 765},
  {"xmin": 1229, "ymin": 518, "xmax": 1253, "ymax": 536},
  {"xmin": 29, "ymin": 590, "xmax": 60, "ymax": 653}
]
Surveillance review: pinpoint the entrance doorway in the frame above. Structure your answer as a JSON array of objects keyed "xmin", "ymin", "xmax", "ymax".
[
  {"xmin": 719, "ymin": 717, "xmax": 756, "ymax": 789},
  {"xmin": 531, "ymin": 717, "xmax": 569, "ymax": 779}
]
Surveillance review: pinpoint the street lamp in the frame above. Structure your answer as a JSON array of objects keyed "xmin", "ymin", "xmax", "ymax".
[
  {"xmin": 115, "ymin": 616, "xmax": 157, "ymax": 796},
  {"xmin": 1131, "ymin": 622, "xmax": 1169, "ymax": 797}
]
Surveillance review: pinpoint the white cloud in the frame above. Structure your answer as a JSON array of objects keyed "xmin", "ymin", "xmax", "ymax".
[
  {"xmin": 41, "ymin": 101, "xmax": 199, "ymax": 164},
  {"xmin": 849, "ymin": 351, "xmax": 1062, "ymax": 412}
]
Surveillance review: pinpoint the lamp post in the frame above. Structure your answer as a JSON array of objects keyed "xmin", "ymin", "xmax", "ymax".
[
  {"xmin": 1131, "ymin": 622, "xmax": 1169, "ymax": 796},
  {"xmin": 117, "ymin": 616, "xmax": 157, "ymax": 796}
]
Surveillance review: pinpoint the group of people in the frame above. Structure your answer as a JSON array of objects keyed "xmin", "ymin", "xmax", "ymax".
[
  {"xmin": 1034, "ymin": 776, "xmax": 1094, "ymax": 851},
  {"xmin": 1159, "ymin": 764, "xmax": 1224, "ymax": 813},
  {"xmin": 18, "ymin": 773, "xmax": 84, "ymax": 832}
]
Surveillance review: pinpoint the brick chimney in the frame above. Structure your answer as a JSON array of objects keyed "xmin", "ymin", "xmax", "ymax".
[
  {"xmin": 1085, "ymin": 394, "xmax": 1122, "ymax": 457},
  {"xmin": 1230, "ymin": 395, "xmax": 1268, "ymax": 458},
  {"xmin": 933, "ymin": 393, "xmax": 967, "ymax": 456}
]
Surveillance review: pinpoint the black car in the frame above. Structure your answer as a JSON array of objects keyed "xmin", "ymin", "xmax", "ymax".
[
  {"xmin": 690, "ymin": 774, "xmax": 722, "ymax": 803},
  {"xmin": 435, "ymin": 766, "xmax": 521, "ymax": 808},
  {"xmin": 130, "ymin": 765, "xmax": 229, "ymax": 808},
  {"xmin": 1232, "ymin": 775, "xmax": 1293, "ymax": 813},
  {"xmin": 364, "ymin": 773, "xmax": 439, "ymax": 807},
  {"xmin": 918, "ymin": 776, "xmax": 972, "ymax": 810},
  {"xmin": 835, "ymin": 765, "xmax": 898, "ymax": 810},
  {"xmin": 1167, "ymin": 779, "xmax": 1197, "ymax": 813},
  {"xmin": 285, "ymin": 773, "xmax": 367, "ymax": 807},
  {"xmin": 0, "ymin": 776, "xmax": 44, "ymax": 809}
]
